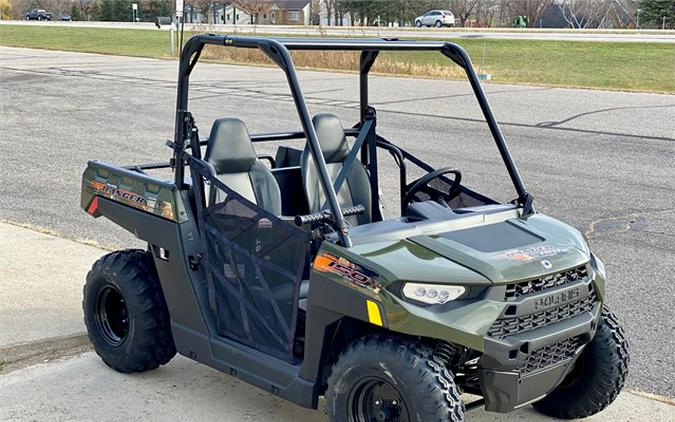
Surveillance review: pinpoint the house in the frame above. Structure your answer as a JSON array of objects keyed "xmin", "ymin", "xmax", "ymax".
[
  {"xmin": 239, "ymin": 0, "xmax": 311, "ymax": 26},
  {"xmin": 223, "ymin": 4, "xmax": 253, "ymax": 25},
  {"xmin": 268, "ymin": 0, "xmax": 311, "ymax": 26},
  {"xmin": 182, "ymin": 4, "xmax": 204, "ymax": 24},
  {"xmin": 182, "ymin": 1, "xmax": 311, "ymax": 26}
]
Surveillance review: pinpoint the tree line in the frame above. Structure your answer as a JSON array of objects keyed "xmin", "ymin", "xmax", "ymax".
[
  {"xmin": 320, "ymin": 0, "xmax": 673, "ymax": 29},
  {"xmin": 2, "ymin": 0, "xmax": 673, "ymax": 29}
]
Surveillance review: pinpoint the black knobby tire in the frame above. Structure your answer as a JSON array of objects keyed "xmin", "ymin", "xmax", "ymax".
[
  {"xmin": 532, "ymin": 305, "xmax": 629, "ymax": 419},
  {"xmin": 326, "ymin": 337, "xmax": 465, "ymax": 422},
  {"xmin": 83, "ymin": 249, "xmax": 176, "ymax": 373}
]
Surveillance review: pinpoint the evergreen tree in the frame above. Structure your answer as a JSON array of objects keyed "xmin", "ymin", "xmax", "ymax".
[
  {"xmin": 158, "ymin": 0, "xmax": 171, "ymax": 17},
  {"xmin": 639, "ymin": 0, "xmax": 675, "ymax": 28},
  {"xmin": 97, "ymin": 0, "xmax": 115, "ymax": 21},
  {"xmin": 113, "ymin": 0, "xmax": 134, "ymax": 21},
  {"xmin": 71, "ymin": 2, "xmax": 84, "ymax": 20}
]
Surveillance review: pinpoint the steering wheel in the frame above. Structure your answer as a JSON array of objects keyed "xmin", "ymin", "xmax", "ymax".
[{"xmin": 403, "ymin": 167, "xmax": 463, "ymax": 208}]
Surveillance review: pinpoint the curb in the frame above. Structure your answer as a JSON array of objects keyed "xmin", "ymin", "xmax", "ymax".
[
  {"xmin": 0, "ymin": 333, "xmax": 91, "ymax": 374},
  {"xmin": 628, "ymin": 389, "xmax": 675, "ymax": 406},
  {"xmin": 0, "ymin": 218, "xmax": 115, "ymax": 251}
]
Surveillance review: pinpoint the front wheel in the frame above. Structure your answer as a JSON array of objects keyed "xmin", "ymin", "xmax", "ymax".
[
  {"xmin": 326, "ymin": 337, "xmax": 465, "ymax": 422},
  {"xmin": 532, "ymin": 305, "xmax": 629, "ymax": 419},
  {"xmin": 415, "ymin": 20, "xmax": 422, "ymax": 28},
  {"xmin": 83, "ymin": 249, "xmax": 176, "ymax": 373}
]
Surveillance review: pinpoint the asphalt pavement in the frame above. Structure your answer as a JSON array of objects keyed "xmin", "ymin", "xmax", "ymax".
[
  {"xmin": 0, "ymin": 46, "xmax": 674, "ymax": 399},
  {"xmin": 2, "ymin": 20, "xmax": 675, "ymax": 43}
]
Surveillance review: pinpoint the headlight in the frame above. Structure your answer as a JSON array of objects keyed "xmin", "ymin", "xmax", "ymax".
[{"xmin": 402, "ymin": 283, "xmax": 466, "ymax": 305}]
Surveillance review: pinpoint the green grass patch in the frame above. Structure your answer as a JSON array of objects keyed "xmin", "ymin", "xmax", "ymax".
[{"xmin": 1, "ymin": 25, "xmax": 673, "ymax": 93}]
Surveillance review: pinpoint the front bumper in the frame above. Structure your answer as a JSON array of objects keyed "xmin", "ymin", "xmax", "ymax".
[{"xmin": 478, "ymin": 277, "xmax": 602, "ymax": 412}]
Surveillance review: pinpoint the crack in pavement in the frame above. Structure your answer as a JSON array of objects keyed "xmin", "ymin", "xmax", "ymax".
[
  {"xmin": 2, "ymin": 65, "xmax": 673, "ymax": 143},
  {"xmin": 536, "ymin": 103, "xmax": 675, "ymax": 128},
  {"xmin": 584, "ymin": 208, "xmax": 675, "ymax": 241}
]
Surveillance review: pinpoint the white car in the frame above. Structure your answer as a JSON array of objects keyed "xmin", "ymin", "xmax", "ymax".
[{"xmin": 415, "ymin": 10, "xmax": 455, "ymax": 28}]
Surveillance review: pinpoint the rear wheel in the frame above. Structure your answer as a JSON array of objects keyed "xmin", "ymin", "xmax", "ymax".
[
  {"xmin": 83, "ymin": 249, "xmax": 176, "ymax": 373},
  {"xmin": 435, "ymin": 20, "xmax": 443, "ymax": 27},
  {"xmin": 326, "ymin": 337, "xmax": 464, "ymax": 422},
  {"xmin": 532, "ymin": 305, "xmax": 629, "ymax": 419}
]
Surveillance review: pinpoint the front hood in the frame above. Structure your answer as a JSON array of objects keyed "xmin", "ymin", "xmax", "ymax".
[
  {"xmin": 350, "ymin": 213, "xmax": 589, "ymax": 286},
  {"xmin": 408, "ymin": 214, "xmax": 589, "ymax": 284}
]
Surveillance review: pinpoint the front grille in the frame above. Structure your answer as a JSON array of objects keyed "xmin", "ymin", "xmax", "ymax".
[
  {"xmin": 519, "ymin": 336, "xmax": 585, "ymax": 375},
  {"xmin": 505, "ymin": 265, "xmax": 589, "ymax": 301},
  {"xmin": 487, "ymin": 288, "xmax": 597, "ymax": 339}
]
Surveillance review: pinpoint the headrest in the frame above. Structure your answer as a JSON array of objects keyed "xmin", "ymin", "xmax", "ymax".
[
  {"xmin": 204, "ymin": 118, "xmax": 257, "ymax": 173},
  {"xmin": 311, "ymin": 113, "xmax": 349, "ymax": 163}
]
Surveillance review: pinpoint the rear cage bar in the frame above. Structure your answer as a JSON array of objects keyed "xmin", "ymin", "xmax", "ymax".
[{"xmin": 172, "ymin": 34, "xmax": 532, "ymax": 247}]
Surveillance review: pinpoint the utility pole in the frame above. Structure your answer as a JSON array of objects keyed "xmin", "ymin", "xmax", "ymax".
[{"xmin": 170, "ymin": 19, "xmax": 175, "ymax": 54}]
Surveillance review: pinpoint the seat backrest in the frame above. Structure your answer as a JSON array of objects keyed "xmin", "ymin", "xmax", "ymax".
[
  {"xmin": 301, "ymin": 113, "xmax": 372, "ymax": 225},
  {"xmin": 204, "ymin": 118, "xmax": 282, "ymax": 215}
]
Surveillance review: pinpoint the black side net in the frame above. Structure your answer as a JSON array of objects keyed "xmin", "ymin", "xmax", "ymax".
[{"xmin": 190, "ymin": 161, "xmax": 309, "ymax": 362}]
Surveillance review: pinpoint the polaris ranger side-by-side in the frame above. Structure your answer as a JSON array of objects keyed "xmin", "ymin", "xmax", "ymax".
[{"xmin": 80, "ymin": 35, "xmax": 628, "ymax": 421}]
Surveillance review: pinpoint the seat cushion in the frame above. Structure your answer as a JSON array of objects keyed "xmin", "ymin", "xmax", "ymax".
[
  {"xmin": 205, "ymin": 118, "xmax": 282, "ymax": 215},
  {"xmin": 301, "ymin": 113, "xmax": 372, "ymax": 225}
]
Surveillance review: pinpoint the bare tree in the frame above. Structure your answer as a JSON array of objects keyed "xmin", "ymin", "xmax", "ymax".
[
  {"xmin": 235, "ymin": 0, "xmax": 273, "ymax": 24},
  {"xmin": 473, "ymin": 0, "xmax": 499, "ymax": 26},
  {"xmin": 503, "ymin": 0, "xmax": 554, "ymax": 26},
  {"xmin": 450, "ymin": 0, "xmax": 480, "ymax": 27},
  {"xmin": 608, "ymin": 0, "xmax": 638, "ymax": 28},
  {"xmin": 79, "ymin": 0, "xmax": 97, "ymax": 20},
  {"xmin": 557, "ymin": 0, "xmax": 613, "ymax": 28},
  {"xmin": 334, "ymin": 0, "xmax": 345, "ymax": 26},
  {"xmin": 310, "ymin": 0, "xmax": 320, "ymax": 24},
  {"xmin": 324, "ymin": 0, "xmax": 334, "ymax": 25},
  {"xmin": 0, "ymin": 0, "xmax": 13, "ymax": 20}
]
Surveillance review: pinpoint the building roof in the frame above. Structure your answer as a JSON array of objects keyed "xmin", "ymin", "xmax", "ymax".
[{"xmin": 272, "ymin": 0, "xmax": 310, "ymax": 10}]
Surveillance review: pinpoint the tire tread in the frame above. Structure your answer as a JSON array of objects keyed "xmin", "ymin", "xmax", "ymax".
[
  {"xmin": 326, "ymin": 336, "xmax": 464, "ymax": 422},
  {"xmin": 532, "ymin": 305, "xmax": 629, "ymax": 419},
  {"xmin": 83, "ymin": 249, "xmax": 176, "ymax": 373}
]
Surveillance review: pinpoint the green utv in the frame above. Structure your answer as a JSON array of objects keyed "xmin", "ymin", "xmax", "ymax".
[{"xmin": 80, "ymin": 35, "xmax": 628, "ymax": 421}]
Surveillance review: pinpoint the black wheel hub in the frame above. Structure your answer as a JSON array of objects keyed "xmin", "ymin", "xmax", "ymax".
[
  {"xmin": 348, "ymin": 377, "xmax": 410, "ymax": 422},
  {"xmin": 95, "ymin": 285, "xmax": 129, "ymax": 346}
]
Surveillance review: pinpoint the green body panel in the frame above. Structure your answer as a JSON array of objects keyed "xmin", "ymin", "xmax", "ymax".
[
  {"xmin": 314, "ymin": 211, "xmax": 601, "ymax": 352},
  {"xmin": 80, "ymin": 161, "xmax": 188, "ymax": 223}
]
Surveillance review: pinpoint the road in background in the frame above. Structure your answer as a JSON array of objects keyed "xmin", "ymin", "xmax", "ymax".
[
  {"xmin": 2, "ymin": 20, "xmax": 675, "ymax": 43},
  {"xmin": 0, "ymin": 46, "xmax": 674, "ymax": 397}
]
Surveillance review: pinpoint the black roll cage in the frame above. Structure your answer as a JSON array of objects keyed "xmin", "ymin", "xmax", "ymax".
[{"xmin": 172, "ymin": 34, "xmax": 531, "ymax": 248}]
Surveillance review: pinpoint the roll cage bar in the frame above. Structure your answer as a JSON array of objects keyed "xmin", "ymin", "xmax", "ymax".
[{"xmin": 172, "ymin": 35, "xmax": 532, "ymax": 248}]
